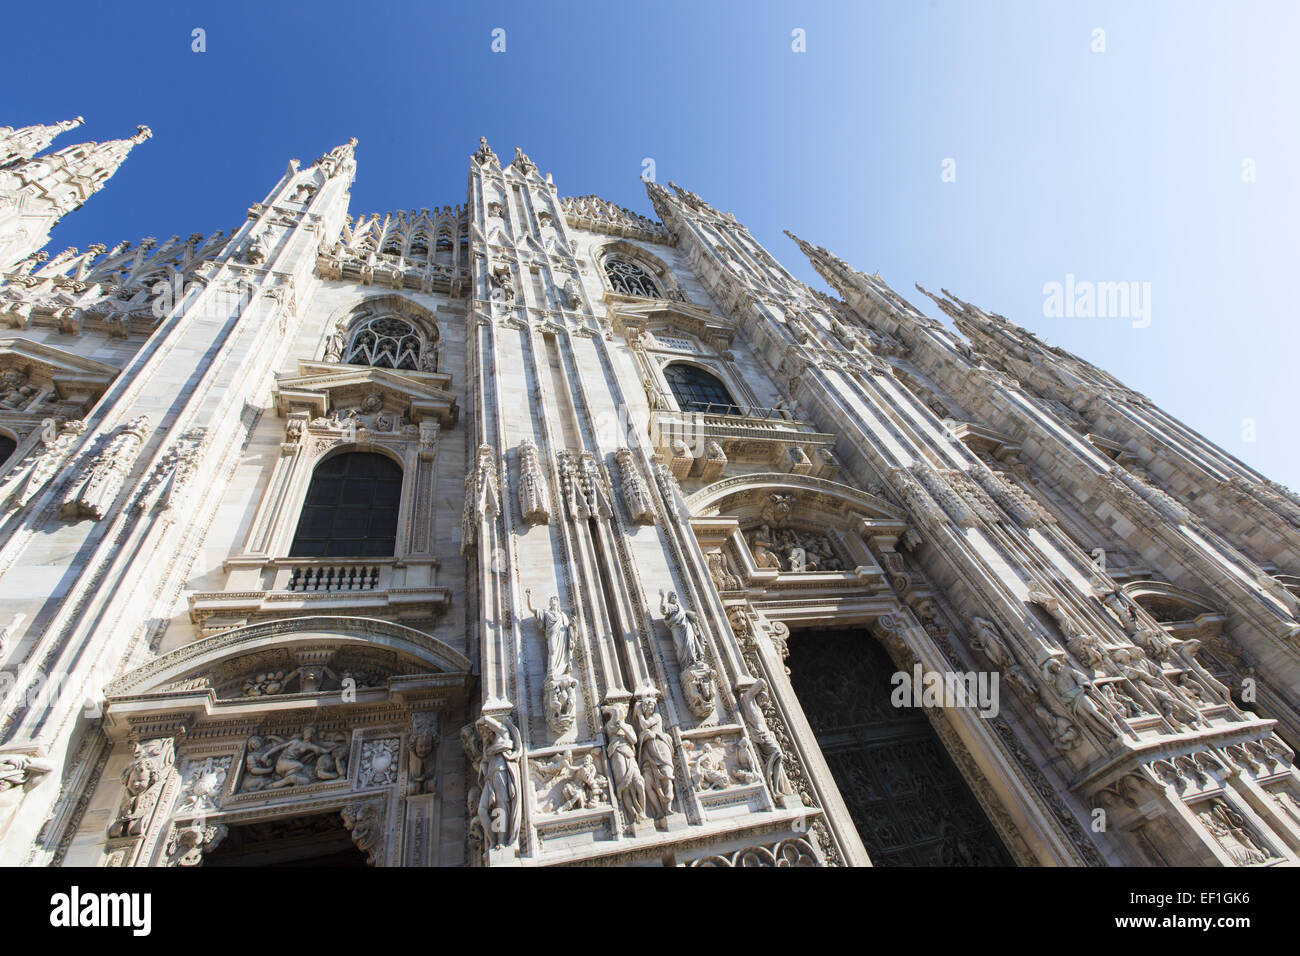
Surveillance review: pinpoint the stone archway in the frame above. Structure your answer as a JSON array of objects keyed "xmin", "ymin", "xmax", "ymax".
[{"xmin": 96, "ymin": 617, "xmax": 471, "ymax": 868}]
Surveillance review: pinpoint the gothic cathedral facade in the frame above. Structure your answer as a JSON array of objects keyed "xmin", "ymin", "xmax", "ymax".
[{"xmin": 0, "ymin": 119, "xmax": 1297, "ymax": 867}]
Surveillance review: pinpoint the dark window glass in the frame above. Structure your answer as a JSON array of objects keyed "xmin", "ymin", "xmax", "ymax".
[
  {"xmin": 289, "ymin": 453, "xmax": 402, "ymax": 557},
  {"xmin": 0, "ymin": 435, "xmax": 15, "ymax": 467},
  {"xmin": 663, "ymin": 364, "xmax": 741, "ymax": 414}
]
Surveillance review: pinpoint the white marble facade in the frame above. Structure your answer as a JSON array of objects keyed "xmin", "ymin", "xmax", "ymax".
[{"xmin": 0, "ymin": 121, "xmax": 1296, "ymax": 867}]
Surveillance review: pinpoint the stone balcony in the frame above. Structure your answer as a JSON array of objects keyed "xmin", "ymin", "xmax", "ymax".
[
  {"xmin": 188, "ymin": 556, "xmax": 451, "ymax": 634},
  {"xmin": 649, "ymin": 405, "xmax": 839, "ymax": 482}
]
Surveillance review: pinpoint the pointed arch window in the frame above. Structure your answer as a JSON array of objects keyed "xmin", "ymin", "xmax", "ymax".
[
  {"xmin": 290, "ymin": 452, "xmax": 403, "ymax": 557},
  {"xmin": 664, "ymin": 363, "xmax": 741, "ymax": 415},
  {"xmin": 604, "ymin": 256, "xmax": 661, "ymax": 298},
  {"xmin": 345, "ymin": 315, "xmax": 422, "ymax": 370}
]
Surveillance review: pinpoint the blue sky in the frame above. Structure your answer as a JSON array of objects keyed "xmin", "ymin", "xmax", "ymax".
[{"xmin": 6, "ymin": 1, "xmax": 1297, "ymax": 487}]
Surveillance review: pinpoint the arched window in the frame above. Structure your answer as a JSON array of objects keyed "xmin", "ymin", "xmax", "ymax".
[
  {"xmin": 345, "ymin": 314, "xmax": 422, "ymax": 370},
  {"xmin": 290, "ymin": 453, "xmax": 403, "ymax": 557},
  {"xmin": 0, "ymin": 435, "xmax": 15, "ymax": 467},
  {"xmin": 664, "ymin": 363, "xmax": 741, "ymax": 414},
  {"xmin": 604, "ymin": 256, "xmax": 661, "ymax": 298}
]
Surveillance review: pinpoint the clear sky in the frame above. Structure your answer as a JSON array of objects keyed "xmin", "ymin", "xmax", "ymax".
[{"xmin": 6, "ymin": 1, "xmax": 1296, "ymax": 488}]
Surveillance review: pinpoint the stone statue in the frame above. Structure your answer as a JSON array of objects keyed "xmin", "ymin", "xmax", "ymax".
[
  {"xmin": 473, "ymin": 136, "xmax": 497, "ymax": 165},
  {"xmin": 166, "ymin": 821, "xmax": 228, "ymax": 867},
  {"xmin": 562, "ymin": 277, "xmax": 581, "ymax": 309},
  {"xmin": 323, "ymin": 319, "xmax": 347, "ymax": 362},
  {"xmin": 602, "ymin": 702, "xmax": 646, "ymax": 825},
  {"xmin": 635, "ymin": 695, "xmax": 676, "ymax": 820},
  {"xmin": 659, "ymin": 589, "xmax": 704, "ymax": 667},
  {"xmin": 970, "ymin": 616, "xmax": 1034, "ymax": 699},
  {"xmin": 490, "ymin": 265, "xmax": 515, "ymax": 301},
  {"xmin": 738, "ymin": 680, "xmax": 794, "ymax": 797},
  {"xmin": 476, "ymin": 714, "xmax": 522, "ymax": 851},
  {"xmin": 409, "ymin": 713, "xmax": 440, "ymax": 796},
  {"xmin": 1198, "ymin": 798, "xmax": 1275, "ymax": 865},
  {"xmin": 660, "ymin": 589, "xmax": 717, "ymax": 719},
  {"xmin": 685, "ymin": 738, "xmax": 734, "ymax": 790},
  {"xmin": 526, "ymin": 589, "xmax": 572, "ymax": 682},
  {"xmin": 1041, "ymin": 657, "xmax": 1127, "ymax": 741},
  {"xmin": 340, "ymin": 802, "xmax": 382, "ymax": 865}
]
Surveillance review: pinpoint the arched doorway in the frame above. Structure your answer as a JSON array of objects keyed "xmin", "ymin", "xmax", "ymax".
[
  {"xmin": 787, "ymin": 627, "xmax": 1013, "ymax": 866},
  {"xmin": 203, "ymin": 812, "xmax": 370, "ymax": 867}
]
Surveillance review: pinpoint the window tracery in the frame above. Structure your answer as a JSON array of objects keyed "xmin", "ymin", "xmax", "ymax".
[
  {"xmin": 344, "ymin": 315, "xmax": 423, "ymax": 371},
  {"xmin": 604, "ymin": 256, "xmax": 661, "ymax": 298}
]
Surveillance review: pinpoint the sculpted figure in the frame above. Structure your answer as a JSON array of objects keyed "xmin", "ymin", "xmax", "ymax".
[
  {"xmin": 477, "ymin": 714, "xmax": 522, "ymax": 850},
  {"xmin": 706, "ymin": 551, "xmax": 739, "ymax": 591},
  {"xmin": 659, "ymin": 589, "xmax": 704, "ymax": 667},
  {"xmin": 240, "ymin": 734, "xmax": 280, "ymax": 791},
  {"xmin": 61, "ymin": 415, "xmax": 150, "ymax": 520},
  {"xmin": 738, "ymin": 679, "xmax": 794, "ymax": 796},
  {"xmin": 748, "ymin": 524, "xmax": 783, "ymax": 570},
  {"xmin": 409, "ymin": 714, "xmax": 439, "ymax": 795},
  {"xmin": 1201, "ymin": 799, "xmax": 1274, "ymax": 865},
  {"xmin": 490, "ymin": 265, "xmax": 515, "ymax": 301},
  {"xmin": 563, "ymin": 278, "xmax": 581, "ymax": 309},
  {"xmin": 602, "ymin": 702, "xmax": 646, "ymax": 825},
  {"xmin": 1042, "ymin": 658, "xmax": 1127, "ymax": 740},
  {"xmin": 244, "ymin": 229, "xmax": 268, "ymax": 265},
  {"xmin": 108, "ymin": 739, "xmax": 174, "ymax": 838},
  {"xmin": 526, "ymin": 589, "xmax": 572, "ymax": 680},
  {"xmin": 1066, "ymin": 629, "xmax": 1110, "ymax": 669},
  {"xmin": 527, "ymin": 589, "xmax": 579, "ymax": 734},
  {"xmin": 635, "ymin": 696, "xmax": 676, "ymax": 820},
  {"xmin": 263, "ymin": 726, "xmax": 335, "ymax": 788},
  {"xmin": 690, "ymin": 738, "xmax": 732, "ymax": 790},
  {"xmin": 323, "ymin": 320, "xmax": 347, "ymax": 362},
  {"xmin": 1034, "ymin": 702, "xmax": 1080, "ymax": 751},
  {"xmin": 538, "ymin": 750, "xmax": 608, "ymax": 812},
  {"xmin": 0, "ymin": 368, "xmax": 35, "ymax": 410}
]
